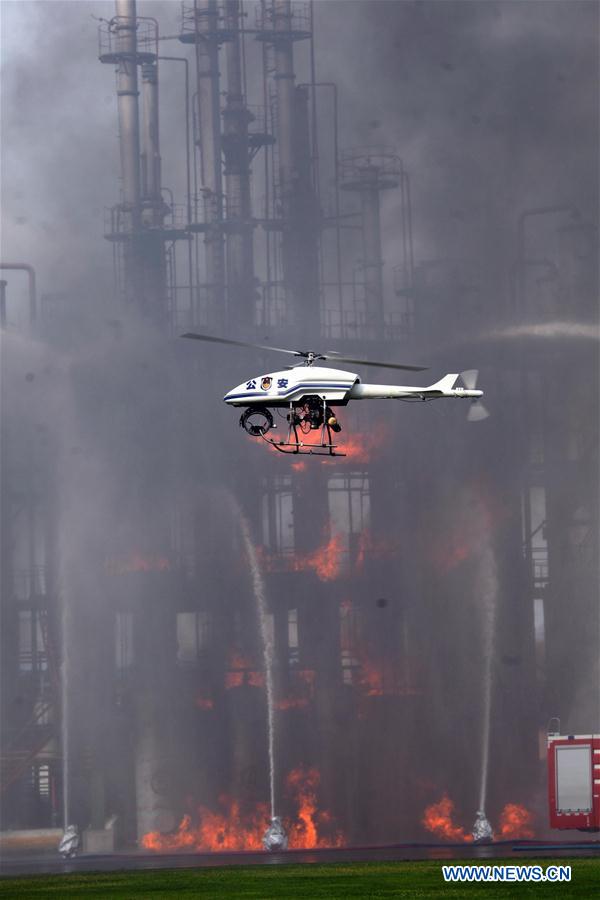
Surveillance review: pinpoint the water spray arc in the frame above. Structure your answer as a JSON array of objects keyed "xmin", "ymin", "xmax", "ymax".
[{"xmin": 229, "ymin": 496, "xmax": 280, "ymax": 839}]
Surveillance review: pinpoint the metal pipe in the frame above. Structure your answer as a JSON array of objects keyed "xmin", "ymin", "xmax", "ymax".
[
  {"xmin": 159, "ymin": 56, "xmax": 193, "ymax": 313},
  {"xmin": 516, "ymin": 204, "xmax": 579, "ymax": 312},
  {"xmin": 307, "ymin": 14, "xmax": 324, "ymax": 326},
  {"xmin": 289, "ymin": 85, "xmax": 320, "ymax": 337},
  {"xmin": 360, "ymin": 175, "xmax": 384, "ymax": 339},
  {"xmin": 299, "ymin": 83, "xmax": 342, "ymax": 317},
  {"xmin": 114, "ymin": 0, "xmax": 141, "ymax": 228},
  {"xmin": 0, "ymin": 280, "xmax": 7, "ymax": 327},
  {"xmin": 399, "ymin": 165, "xmax": 408, "ymax": 283},
  {"xmin": 273, "ymin": 0, "xmax": 295, "ymax": 223},
  {"xmin": 261, "ymin": 19, "xmax": 272, "ymax": 323},
  {"xmin": 136, "ymin": 37, "xmax": 167, "ymax": 327},
  {"xmin": 112, "ymin": 0, "xmax": 143, "ymax": 310},
  {"xmin": 140, "ymin": 61, "xmax": 161, "ymax": 220},
  {"xmin": 193, "ymin": 0, "xmax": 225, "ymax": 326},
  {"xmin": 308, "ymin": 2, "xmax": 319, "ymax": 202},
  {"xmin": 192, "ymin": 90, "xmax": 201, "ymax": 320},
  {"xmin": 0, "ymin": 263, "xmax": 37, "ymax": 323},
  {"xmin": 223, "ymin": 0, "xmax": 255, "ymax": 328},
  {"xmin": 404, "ymin": 171, "xmax": 414, "ymax": 283}
]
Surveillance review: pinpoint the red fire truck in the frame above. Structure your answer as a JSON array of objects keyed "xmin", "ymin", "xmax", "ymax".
[{"xmin": 547, "ymin": 731, "xmax": 600, "ymax": 831}]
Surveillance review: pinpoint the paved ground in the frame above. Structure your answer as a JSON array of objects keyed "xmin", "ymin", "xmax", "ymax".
[{"xmin": 1, "ymin": 839, "xmax": 599, "ymax": 877}]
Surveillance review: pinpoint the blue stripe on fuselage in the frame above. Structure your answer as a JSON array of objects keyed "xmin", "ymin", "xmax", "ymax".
[{"xmin": 225, "ymin": 381, "xmax": 354, "ymax": 402}]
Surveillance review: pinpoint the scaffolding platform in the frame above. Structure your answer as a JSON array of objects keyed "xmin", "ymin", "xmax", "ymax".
[{"xmin": 98, "ymin": 17, "xmax": 157, "ymax": 65}]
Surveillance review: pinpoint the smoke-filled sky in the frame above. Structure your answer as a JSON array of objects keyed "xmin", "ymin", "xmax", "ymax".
[
  {"xmin": 1, "ymin": 0, "xmax": 597, "ymax": 317},
  {"xmin": 1, "ymin": 0, "xmax": 598, "ymax": 844}
]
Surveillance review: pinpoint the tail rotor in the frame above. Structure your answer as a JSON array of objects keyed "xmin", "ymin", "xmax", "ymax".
[{"xmin": 461, "ymin": 370, "xmax": 490, "ymax": 422}]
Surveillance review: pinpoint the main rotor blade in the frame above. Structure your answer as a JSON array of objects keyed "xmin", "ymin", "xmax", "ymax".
[
  {"xmin": 181, "ymin": 332, "xmax": 427, "ymax": 372},
  {"xmin": 321, "ymin": 353, "xmax": 427, "ymax": 372},
  {"xmin": 181, "ymin": 332, "xmax": 302, "ymax": 357}
]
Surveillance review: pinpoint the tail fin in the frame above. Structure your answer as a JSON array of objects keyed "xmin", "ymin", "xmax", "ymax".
[{"xmin": 426, "ymin": 373, "xmax": 459, "ymax": 394}]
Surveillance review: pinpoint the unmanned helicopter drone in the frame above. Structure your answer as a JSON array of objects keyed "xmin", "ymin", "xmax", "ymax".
[{"xmin": 182, "ymin": 332, "xmax": 488, "ymax": 457}]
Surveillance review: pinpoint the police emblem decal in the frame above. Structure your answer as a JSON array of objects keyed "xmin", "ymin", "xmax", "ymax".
[{"xmin": 261, "ymin": 377, "xmax": 273, "ymax": 391}]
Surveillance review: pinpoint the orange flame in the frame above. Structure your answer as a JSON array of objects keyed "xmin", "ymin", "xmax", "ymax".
[
  {"xmin": 432, "ymin": 540, "xmax": 471, "ymax": 573},
  {"xmin": 195, "ymin": 696, "xmax": 214, "ymax": 710},
  {"xmin": 422, "ymin": 794, "xmax": 473, "ymax": 842},
  {"xmin": 336, "ymin": 424, "xmax": 388, "ymax": 463},
  {"xmin": 497, "ymin": 803, "xmax": 534, "ymax": 839},
  {"xmin": 105, "ymin": 551, "xmax": 171, "ymax": 575},
  {"xmin": 306, "ymin": 532, "xmax": 345, "ymax": 581},
  {"xmin": 357, "ymin": 659, "xmax": 385, "ymax": 697},
  {"xmin": 355, "ymin": 530, "xmax": 399, "ymax": 570},
  {"xmin": 430, "ymin": 481, "xmax": 511, "ymax": 574},
  {"xmin": 141, "ymin": 799, "xmax": 268, "ymax": 852},
  {"xmin": 286, "ymin": 766, "xmax": 345, "ymax": 849},
  {"xmin": 286, "ymin": 532, "xmax": 346, "ymax": 581},
  {"xmin": 141, "ymin": 767, "xmax": 345, "ymax": 853},
  {"xmin": 225, "ymin": 650, "xmax": 264, "ymax": 690},
  {"xmin": 275, "ymin": 697, "xmax": 309, "ymax": 710},
  {"xmin": 229, "ymin": 650, "xmax": 253, "ymax": 669},
  {"xmin": 260, "ymin": 532, "xmax": 346, "ymax": 581},
  {"xmin": 260, "ymin": 421, "xmax": 387, "ymax": 467}
]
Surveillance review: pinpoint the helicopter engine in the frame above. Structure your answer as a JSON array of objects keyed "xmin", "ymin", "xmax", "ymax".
[{"xmin": 289, "ymin": 396, "xmax": 342, "ymax": 433}]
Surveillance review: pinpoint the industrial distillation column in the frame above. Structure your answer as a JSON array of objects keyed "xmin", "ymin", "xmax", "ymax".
[
  {"xmin": 100, "ymin": 0, "xmax": 169, "ymax": 325},
  {"xmin": 193, "ymin": 0, "xmax": 226, "ymax": 328},
  {"xmin": 340, "ymin": 150, "xmax": 401, "ymax": 341},
  {"xmin": 130, "ymin": 100, "xmax": 176, "ymax": 834},
  {"xmin": 289, "ymin": 85, "xmax": 321, "ymax": 337},
  {"xmin": 222, "ymin": 0, "xmax": 255, "ymax": 329},
  {"xmin": 139, "ymin": 59, "xmax": 168, "ymax": 327},
  {"xmin": 114, "ymin": 0, "xmax": 143, "ymax": 307},
  {"xmin": 272, "ymin": 1, "xmax": 294, "ymax": 228},
  {"xmin": 260, "ymin": 0, "xmax": 319, "ymax": 340}
]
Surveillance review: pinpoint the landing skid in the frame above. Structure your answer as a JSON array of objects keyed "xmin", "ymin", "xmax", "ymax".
[
  {"xmin": 250, "ymin": 398, "xmax": 346, "ymax": 457},
  {"xmin": 263, "ymin": 435, "xmax": 345, "ymax": 457}
]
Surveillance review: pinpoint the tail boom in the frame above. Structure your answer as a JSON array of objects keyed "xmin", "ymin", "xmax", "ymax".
[{"xmin": 349, "ymin": 374, "xmax": 482, "ymax": 401}]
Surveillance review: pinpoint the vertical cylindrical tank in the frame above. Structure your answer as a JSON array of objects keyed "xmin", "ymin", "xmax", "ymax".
[
  {"xmin": 139, "ymin": 57, "xmax": 167, "ymax": 327},
  {"xmin": 223, "ymin": 0, "xmax": 255, "ymax": 327},
  {"xmin": 114, "ymin": 0, "xmax": 141, "ymax": 231},
  {"xmin": 360, "ymin": 176, "xmax": 384, "ymax": 337},
  {"xmin": 273, "ymin": 0, "xmax": 295, "ymax": 223},
  {"xmin": 0, "ymin": 280, "xmax": 7, "ymax": 327},
  {"xmin": 289, "ymin": 85, "xmax": 321, "ymax": 337},
  {"xmin": 340, "ymin": 151, "xmax": 400, "ymax": 341},
  {"xmin": 194, "ymin": 0, "xmax": 225, "ymax": 325},
  {"xmin": 557, "ymin": 222, "xmax": 598, "ymax": 319},
  {"xmin": 140, "ymin": 61, "xmax": 162, "ymax": 225}
]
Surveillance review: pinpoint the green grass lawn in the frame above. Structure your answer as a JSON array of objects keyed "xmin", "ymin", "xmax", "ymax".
[{"xmin": 0, "ymin": 859, "xmax": 598, "ymax": 899}]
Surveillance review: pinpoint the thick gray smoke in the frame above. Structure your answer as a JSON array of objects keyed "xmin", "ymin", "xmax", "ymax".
[{"xmin": 1, "ymin": 0, "xmax": 597, "ymax": 850}]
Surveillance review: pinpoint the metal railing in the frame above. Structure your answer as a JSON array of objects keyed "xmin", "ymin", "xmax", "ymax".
[
  {"xmin": 12, "ymin": 567, "xmax": 48, "ymax": 601},
  {"xmin": 98, "ymin": 16, "xmax": 158, "ymax": 63},
  {"xmin": 339, "ymin": 147, "xmax": 402, "ymax": 190},
  {"xmin": 254, "ymin": 1, "xmax": 311, "ymax": 38}
]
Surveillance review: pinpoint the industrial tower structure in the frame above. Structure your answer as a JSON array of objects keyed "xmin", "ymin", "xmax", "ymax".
[{"xmin": 1, "ymin": 0, "xmax": 597, "ymax": 852}]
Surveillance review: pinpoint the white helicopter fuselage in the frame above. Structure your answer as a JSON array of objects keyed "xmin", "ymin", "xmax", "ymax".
[{"xmin": 223, "ymin": 366, "xmax": 482, "ymax": 407}]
